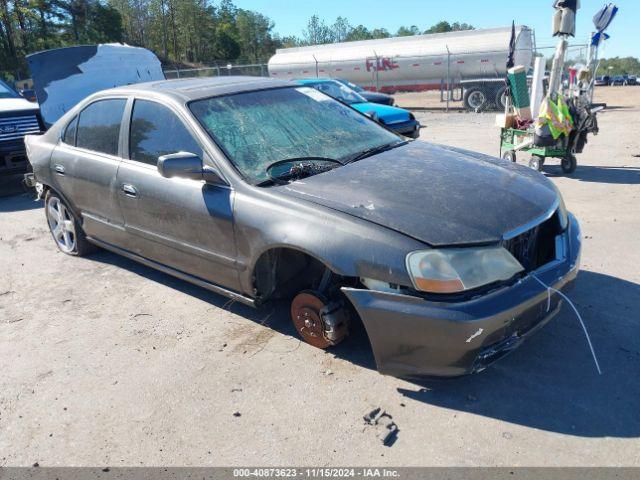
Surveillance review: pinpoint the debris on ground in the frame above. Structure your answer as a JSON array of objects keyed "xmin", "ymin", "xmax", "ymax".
[{"xmin": 363, "ymin": 407, "xmax": 399, "ymax": 447}]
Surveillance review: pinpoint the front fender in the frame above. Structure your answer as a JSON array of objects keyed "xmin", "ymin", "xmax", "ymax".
[{"xmin": 232, "ymin": 187, "xmax": 425, "ymax": 295}]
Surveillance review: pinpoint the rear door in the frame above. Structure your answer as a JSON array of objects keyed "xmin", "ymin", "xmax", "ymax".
[
  {"xmin": 49, "ymin": 97, "xmax": 128, "ymax": 245},
  {"xmin": 115, "ymin": 98, "xmax": 240, "ymax": 292}
]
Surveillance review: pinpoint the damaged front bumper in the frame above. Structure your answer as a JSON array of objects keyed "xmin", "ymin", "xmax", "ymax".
[{"xmin": 342, "ymin": 213, "xmax": 581, "ymax": 378}]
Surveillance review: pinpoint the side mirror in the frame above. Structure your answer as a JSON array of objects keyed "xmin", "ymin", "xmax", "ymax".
[
  {"xmin": 364, "ymin": 110, "xmax": 379, "ymax": 122},
  {"xmin": 157, "ymin": 152, "xmax": 227, "ymax": 185}
]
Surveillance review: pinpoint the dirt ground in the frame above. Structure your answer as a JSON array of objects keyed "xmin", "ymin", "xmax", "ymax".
[{"xmin": 1, "ymin": 86, "xmax": 639, "ymax": 467}]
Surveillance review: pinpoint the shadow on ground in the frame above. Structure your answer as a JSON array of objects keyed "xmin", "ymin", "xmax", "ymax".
[
  {"xmin": 91, "ymin": 249, "xmax": 377, "ymax": 371},
  {"xmin": 398, "ymin": 270, "xmax": 640, "ymax": 439},
  {"xmin": 544, "ymin": 164, "xmax": 640, "ymax": 184},
  {"xmin": 90, "ymin": 248, "xmax": 639, "ymax": 438},
  {"xmin": 0, "ymin": 177, "xmax": 40, "ymax": 211}
]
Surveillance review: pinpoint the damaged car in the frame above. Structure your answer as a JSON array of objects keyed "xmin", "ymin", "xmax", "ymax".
[{"xmin": 25, "ymin": 76, "xmax": 581, "ymax": 377}]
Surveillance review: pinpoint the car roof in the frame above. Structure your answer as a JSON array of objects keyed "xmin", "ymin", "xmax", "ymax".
[{"xmin": 98, "ymin": 76, "xmax": 292, "ymax": 102}]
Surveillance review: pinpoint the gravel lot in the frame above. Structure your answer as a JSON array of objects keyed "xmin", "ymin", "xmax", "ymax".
[{"xmin": 1, "ymin": 86, "xmax": 639, "ymax": 467}]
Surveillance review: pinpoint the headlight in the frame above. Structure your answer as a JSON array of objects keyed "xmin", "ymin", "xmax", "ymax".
[{"xmin": 406, "ymin": 247, "xmax": 524, "ymax": 294}]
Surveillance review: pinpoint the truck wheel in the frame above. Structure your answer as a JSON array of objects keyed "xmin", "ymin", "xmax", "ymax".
[
  {"xmin": 561, "ymin": 154, "xmax": 577, "ymax": 174},
  {"xmin": 45, "ymin": 190, "xmax": 96, "ymax": 256},
  {"xmin": 463, "ymin": 87, "xmax": 489, "ymax": 111},
  {"xmin": 502, "ymin": 150, "xmax": 516, "ymax": 163},
  {"xmin": 495, "ymin": 86, "xmax": 509, "ymax": 110}
]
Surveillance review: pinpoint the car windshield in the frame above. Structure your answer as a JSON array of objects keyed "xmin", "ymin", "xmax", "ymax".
[
  {"xmin": 338, "ymin": 79, "xmax": 364, "ymax": 92},
  {"xmin": 0, "ymin": 80, "xmax": 19, "ymax": 99},
  {"xmin": 190, "ymin": 86, "xmax": 400, "ymax": 184},
  {"xmin": 306, "ymin": 81, "xmax": 367, "ymax": 104}
]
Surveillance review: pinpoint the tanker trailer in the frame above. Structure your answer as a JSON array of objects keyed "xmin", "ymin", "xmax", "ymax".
[{"xmin": 268, "ymin": 26, "xmax": 534, "ymax": 111}]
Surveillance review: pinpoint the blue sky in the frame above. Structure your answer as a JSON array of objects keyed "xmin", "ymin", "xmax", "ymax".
[{"xmin": 234, "ymin": 0, "xmax": 638, "ymax": 58}]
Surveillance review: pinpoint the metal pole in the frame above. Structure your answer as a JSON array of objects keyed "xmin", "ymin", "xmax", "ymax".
[
  {"xmin": 446, "ymin": 45, "xmax": 451, "ymax": 112},
  {"xmin": 548, "ymin": 37, "xmax": 568, "ymax": 97},
  {"xmin": 373, "ymin": 50, "xmax": 379, "ymax": 92}
]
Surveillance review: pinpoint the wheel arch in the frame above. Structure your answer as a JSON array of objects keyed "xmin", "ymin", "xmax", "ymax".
[
  {"xmin": 40, "ymin": 182, "xmax": 82, "ymax": 220},
  {"xmin": 250, "ymin": 244, "xmax": 354, "ymax": 303}
]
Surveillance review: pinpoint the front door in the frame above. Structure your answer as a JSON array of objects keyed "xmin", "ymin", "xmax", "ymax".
[
  {"xmin": 49, "ymin": 98, "xmax": 128, "ymax": 245},
  {"xmin": 115, "ymin": 98, "xmax": 240, "ymax": 292}
]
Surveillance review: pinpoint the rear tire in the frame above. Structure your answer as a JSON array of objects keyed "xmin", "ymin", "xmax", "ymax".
[
  {"xmin": 463, "ymin": 87, "xmax": 489, "ymax": 111},
  {"xmin": 494, "ymin": 86, "xmax": 509, "ymax": 110},
  {"xmin": 45, "ymin": 190, "xmax": 96, "ymax": 256}
]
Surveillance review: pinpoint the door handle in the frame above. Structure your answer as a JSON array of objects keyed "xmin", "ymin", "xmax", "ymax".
[
  {"xmin": 122, "ymin": 184, "xmax": 138, "ymax": 198},
  {"xmin": 53, "ymin": 164, "xmax": 65, "ymax": 175}
]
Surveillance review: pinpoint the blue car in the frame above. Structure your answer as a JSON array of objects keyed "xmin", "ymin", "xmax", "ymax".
[{"xmin": 296, "ymin": 78, "xmax": 420, "ymax": 138}]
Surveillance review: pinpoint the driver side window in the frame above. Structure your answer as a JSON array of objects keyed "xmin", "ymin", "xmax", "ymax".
[{"xmin": 129, "ymin": 99, "xmax": 202, "ymax": 166}]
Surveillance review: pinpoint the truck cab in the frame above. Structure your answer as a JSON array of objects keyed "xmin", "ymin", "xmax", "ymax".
[{"xmin": 0, "ymin": 79, "xmax": 44, "ymax": 176}]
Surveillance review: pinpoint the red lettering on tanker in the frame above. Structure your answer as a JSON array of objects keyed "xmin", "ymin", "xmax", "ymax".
[{"xmin": 365, "ymin": 57, "xmax": 399, "ymax": 72}]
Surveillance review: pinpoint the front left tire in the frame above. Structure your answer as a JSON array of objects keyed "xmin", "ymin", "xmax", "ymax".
[{"xmin": 45, "ymin": 190, "xmax": 96, "ymax": 256}]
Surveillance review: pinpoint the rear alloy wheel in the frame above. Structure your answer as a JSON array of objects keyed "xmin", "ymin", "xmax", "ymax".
[
  {"xmin": 529, "ymin": 155, "xmax": 544, "ymax": 172},
  {"xmin": 45, "ymin": 191, "xmax": 95, "ymax": 256},
  {"xmin": 291, "ymin": 290, "xmax": 348, "ymax": 349},
  {"xmin": 502, "ymin": 150, "xmax": 516, "ymax": 163},
  {"xmin": 561, "ymin": 154, "xmax": 577, "ymax": 174}
]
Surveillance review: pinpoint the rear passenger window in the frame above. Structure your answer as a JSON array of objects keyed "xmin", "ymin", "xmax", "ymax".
[
  {"xmin": 76, "ymin": 99, "xmax": 126, "ymax": 156},
  {"xmin": 129, "ymin": 100, "xmax": 202, "ymax": 165},
  {"xmin": 63, "ymin": 116, "xmax": 78, "ymax": 145}
]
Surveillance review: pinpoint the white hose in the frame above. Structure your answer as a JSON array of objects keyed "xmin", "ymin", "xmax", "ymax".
[{"xmin": 531, "ymin": 273, "xmax": 602, "ymax": 375}]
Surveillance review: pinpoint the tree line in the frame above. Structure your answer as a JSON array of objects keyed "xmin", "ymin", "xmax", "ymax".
[
  {"xmin": 597, "ymin": 56, "xmax": 640, "ymax": 76},
  {"xmin": 1, "ymin": 0, "xmax": 482, "ymax": 82},
  {"xmin": 1, "ymin": 0, "xmax": 282, "ymax": 80},
  {"xmin": 294, "ymin": 17, "xmax": 474, "ymax": 46}
]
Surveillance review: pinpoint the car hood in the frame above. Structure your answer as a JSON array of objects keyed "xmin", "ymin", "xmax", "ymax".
[
  {"xmin": 277, "ymin": 142, "xmax": 559, "ymax": 246},
  {"xmin": 351, "ymin": 102, "xmax": 409, "ymax": 124}
]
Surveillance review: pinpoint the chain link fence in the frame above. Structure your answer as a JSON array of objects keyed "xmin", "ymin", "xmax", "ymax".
[
  {"xmin": 164, "ymin": 63, "xmax": 269, "ymax": 80},
  {"xmin": 162, "ymin": 43, "xmax": 589, "ymax": 112}
]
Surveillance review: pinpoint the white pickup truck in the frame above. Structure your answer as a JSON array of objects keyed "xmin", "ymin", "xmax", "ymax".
[{"xmin": 0, "ymin": 79, "xmax": 44, "ymax": 176}]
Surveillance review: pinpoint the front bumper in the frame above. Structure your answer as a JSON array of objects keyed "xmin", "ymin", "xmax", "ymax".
[
  {"xmin": 342, "ymin": 213, "xmax": 582, "ymax": 378},
  {"xmin": 386, "ymin": 119, "xmax": 421, "ymax": 138},
  {"xmin": 0, "ymin": 140, "xmax": 30, "ymax": 176}
]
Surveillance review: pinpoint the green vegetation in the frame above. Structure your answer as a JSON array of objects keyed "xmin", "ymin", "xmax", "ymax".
[
  {"xmin": 597, "ymin": 57, "xmax": 640, "ymax": 76},
  {"xmin": 295, "ymin": 16, "xmax": 474, "ymax": 45},
  {"xmin": 1, "ymin": 0, "xmax": 279, "ymax": 80}
]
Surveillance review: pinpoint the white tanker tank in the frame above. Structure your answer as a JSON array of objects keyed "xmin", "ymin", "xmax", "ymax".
[{"xmin": 268, "ymin": 26, "xmax": 534, "ymax": 110}]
